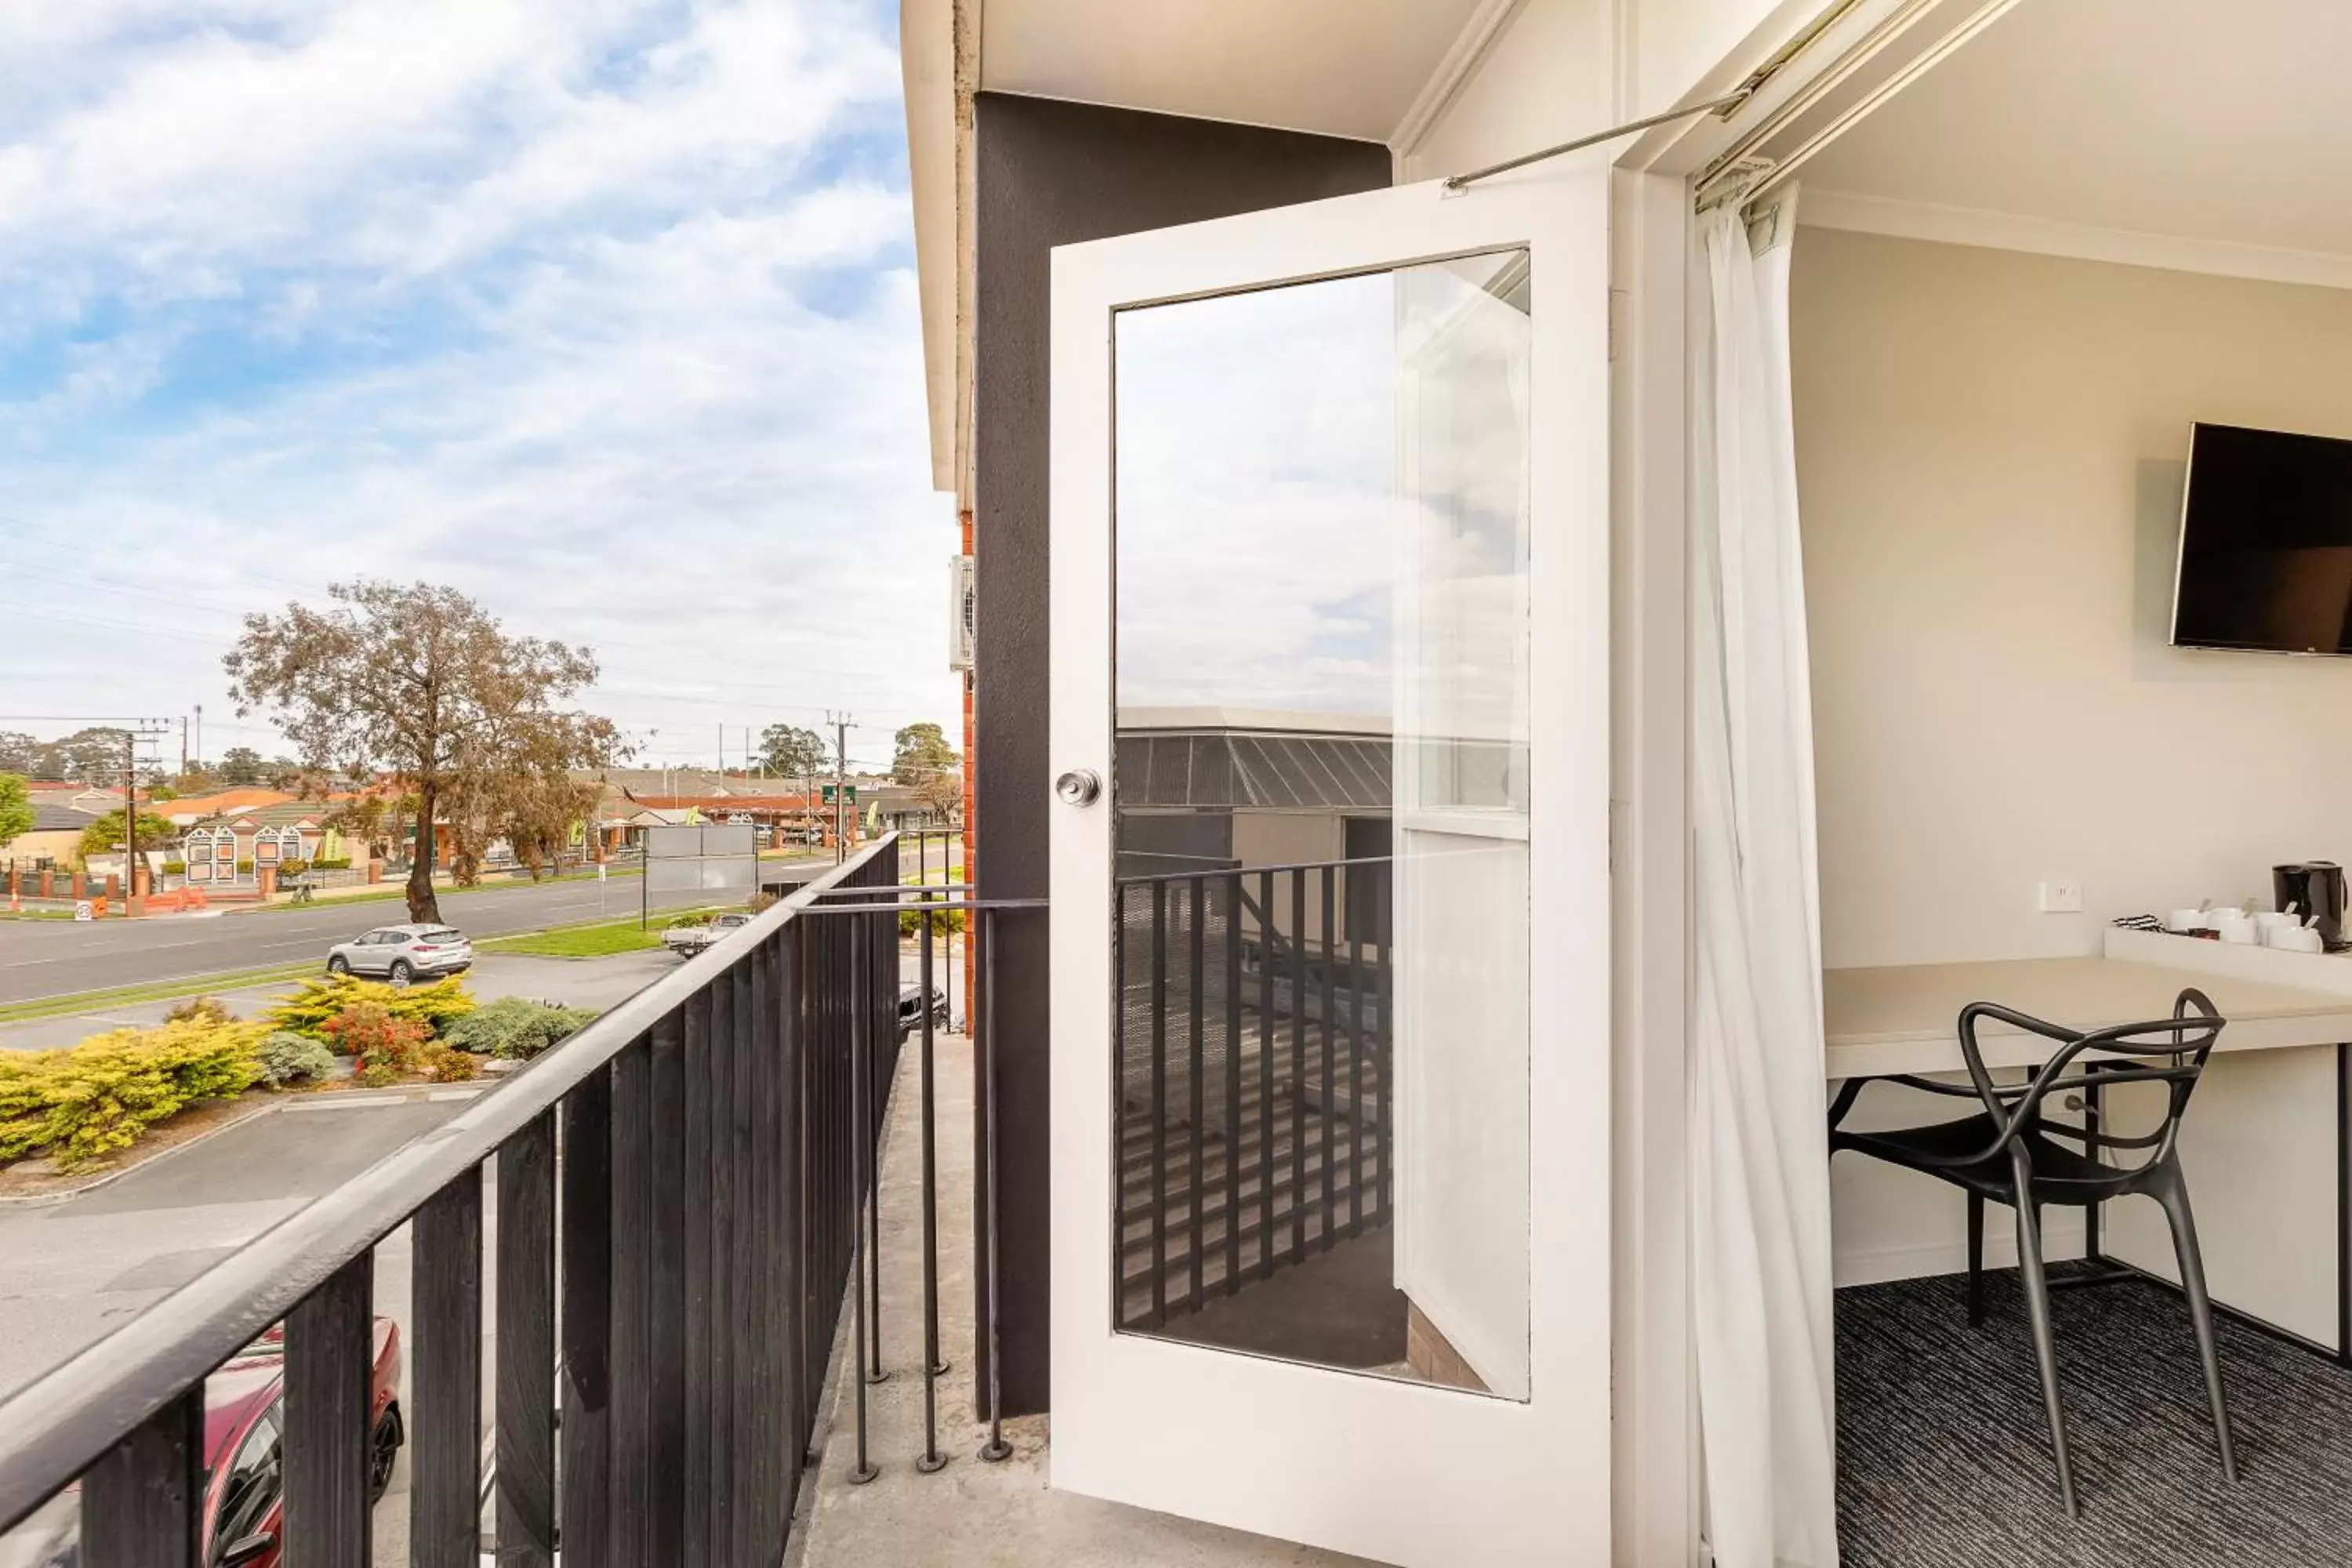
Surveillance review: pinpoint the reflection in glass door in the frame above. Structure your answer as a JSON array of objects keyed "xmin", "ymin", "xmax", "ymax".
[{"xmin": 1111, "ymin": 253, "xmax": 1533, "ymax": 1399}]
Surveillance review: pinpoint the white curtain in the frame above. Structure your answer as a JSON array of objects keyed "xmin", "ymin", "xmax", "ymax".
[{"xmin": 1690, "ymin": 186, "xmax": 1841, "ymax": 1568}]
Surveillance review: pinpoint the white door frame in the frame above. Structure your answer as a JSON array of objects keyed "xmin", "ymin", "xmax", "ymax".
[{"xmin": 1047, "ymin": 167, "xmax": 1614, "ymax": 1568}]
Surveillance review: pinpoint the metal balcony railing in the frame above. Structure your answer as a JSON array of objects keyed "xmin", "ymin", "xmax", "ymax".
[
  {"xmin": 0, "ymin": 833, "xmax": 968, "ymax": 1568},
  {"xmin": 1113, "ymin": 856, "xmax": 1394, "ymax": 1331}
]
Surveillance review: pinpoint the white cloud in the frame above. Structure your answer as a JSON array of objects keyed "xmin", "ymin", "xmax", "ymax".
[{"xmin": 0, "ymin": 0, "xmax": 954, "ymax": 772}]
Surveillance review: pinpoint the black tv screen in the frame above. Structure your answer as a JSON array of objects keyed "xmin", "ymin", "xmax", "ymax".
[{"xmin": 2173, "ymin": 422, "xmax": 2352, "ymax": 655}]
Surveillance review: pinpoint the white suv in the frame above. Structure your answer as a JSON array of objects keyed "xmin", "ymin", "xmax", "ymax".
[{"xmin": 325, "ymin": 924, "xmax": 474, "ymax": 985}]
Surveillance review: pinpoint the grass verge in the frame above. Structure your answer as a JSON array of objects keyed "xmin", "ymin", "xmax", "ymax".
[
  {"xmin": 477, "ymin": 907, "xmax": 728, "ymax": 959},
  {"xmin": 0, "ymin": 962, "xmax": 321, "ymax": 1025},
  {"xmin": 244, "ymin": 862, "xmax": 649, "ymax": 915}
]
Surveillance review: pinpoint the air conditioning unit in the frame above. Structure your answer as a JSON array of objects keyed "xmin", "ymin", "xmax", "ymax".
[{"xmin": 949, "ymin": 554, "xmax": 976, "ymax": 672}]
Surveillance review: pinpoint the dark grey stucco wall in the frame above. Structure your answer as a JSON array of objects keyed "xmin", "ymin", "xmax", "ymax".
[{"xmin": 971, "ymin": 93, "xmax": 1390, "ymax": 1415}]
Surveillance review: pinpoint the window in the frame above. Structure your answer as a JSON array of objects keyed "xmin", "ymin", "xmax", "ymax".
[{"xmin": 210, "ymin": 1406, "xmax": 281, "ymax": 1561}]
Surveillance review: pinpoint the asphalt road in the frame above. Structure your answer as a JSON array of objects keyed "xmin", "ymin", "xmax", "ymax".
[{"xmin": 0, "ymin": 857, "xmax": 847, "ymax": 1003}]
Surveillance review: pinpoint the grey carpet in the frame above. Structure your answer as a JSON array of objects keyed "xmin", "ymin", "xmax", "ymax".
[{"xmin": 1838, "ymin": 1267, "xmax": 2352, "ymax": 1566}]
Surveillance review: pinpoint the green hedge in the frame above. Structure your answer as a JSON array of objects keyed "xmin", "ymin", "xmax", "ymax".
[
  {"xmin": 440, "ymin": 996, "xmax": 599, "ymax": 1060},
  {"xmin": 0, "ymin": 1018, "xmax": 264, "ymax": 1169}
]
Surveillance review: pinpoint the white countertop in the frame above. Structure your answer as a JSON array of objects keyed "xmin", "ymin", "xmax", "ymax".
[{"xmin": 1823, "ymin": 956, "xmax": 2352, "ymax": 1078}]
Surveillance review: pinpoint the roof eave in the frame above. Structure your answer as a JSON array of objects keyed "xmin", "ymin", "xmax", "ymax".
[{"xmin": 901, "ymin": 0, "xmax": 975, "ymax": 503}]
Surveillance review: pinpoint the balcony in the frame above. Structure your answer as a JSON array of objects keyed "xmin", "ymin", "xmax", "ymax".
[{"xmin": 0, "ymin": 833, "xmax": 1384, "ymax": 1568}]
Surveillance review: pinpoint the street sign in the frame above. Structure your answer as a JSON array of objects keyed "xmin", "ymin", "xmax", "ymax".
[
  {"xmin": 74, "ymin": 900, "xmax": 93, "ymax": 922},
  {"xmin": 821, "ymin": 784, "xmax": 858, "ymax": 804}
]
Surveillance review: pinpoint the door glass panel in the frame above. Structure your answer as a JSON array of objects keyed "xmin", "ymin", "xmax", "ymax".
[{"xmin": 1111, "ymin": 252, "xmax": 1533, "ymax": 1399}]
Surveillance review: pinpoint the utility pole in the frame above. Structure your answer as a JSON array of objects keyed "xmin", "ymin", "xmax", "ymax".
[
  {"xmin": 179, "ymin": 716, "xmax": 188, "ymax": 778},
  {"xmin": 826, "ymin": 710, "xmax": 851, "ymax": 862},
  {"xmin": 192, "ymin": 705, "xmax": 201, "ymax": 772},
  {"xmin": 125, "ymin": 728, "xmax": 136, "ymax": 913}
]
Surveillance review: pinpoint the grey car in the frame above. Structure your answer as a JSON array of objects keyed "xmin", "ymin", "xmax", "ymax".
[{"xmin": 325, "ymin": 924, "xmax": 474, "ymax": 985}]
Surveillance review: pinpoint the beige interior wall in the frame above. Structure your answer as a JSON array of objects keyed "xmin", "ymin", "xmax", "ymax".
[
  {"xmin": 1797, "ymin": 226, "xmax": 2352, "ymax": 974},
  {"xmin": 1796, "ymin": 226, "xmax": 2352, "ymax": 1281}
]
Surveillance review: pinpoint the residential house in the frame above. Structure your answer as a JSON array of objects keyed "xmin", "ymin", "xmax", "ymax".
[{"xmin": 3, "ymin": 797, "xmax": 105, "ymax": 869}]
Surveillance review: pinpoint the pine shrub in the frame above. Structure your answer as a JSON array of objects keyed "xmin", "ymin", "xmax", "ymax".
[{"xmin": 0, "ymin": 1018, "xmax": 264, "ymax": 1169}]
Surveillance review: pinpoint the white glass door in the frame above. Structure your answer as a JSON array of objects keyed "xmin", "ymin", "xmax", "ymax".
[{"xmin": 1048, "ymin": 169, "xmax": 1612, "ymax": 1567}]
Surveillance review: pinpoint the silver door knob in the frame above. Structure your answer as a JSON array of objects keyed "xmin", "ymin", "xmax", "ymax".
[{"xmin": 1054, "ymin": 769, "xmax": 1102, "ymax": 808}]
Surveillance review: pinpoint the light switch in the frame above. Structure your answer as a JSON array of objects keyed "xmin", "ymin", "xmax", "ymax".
[{"xmin": 2038, "ymin": 878, "xmax": 2083, "ymax": 913}]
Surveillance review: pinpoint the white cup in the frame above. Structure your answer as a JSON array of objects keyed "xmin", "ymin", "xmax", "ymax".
[
  {"xmin": 2165, "ymin": 908, "xmax": 2209, "ymax": 934},
  {"xmin": 2256, "ymin": 910, "xmax": 2299, "ymax": 938},
  {"xmin": 2274, "ymin": 924, "xmax": 2325, "ymax": 954},
  {"xmin": 2216, "ymin": 912, "xmax": 2259, "ymax": 945}
]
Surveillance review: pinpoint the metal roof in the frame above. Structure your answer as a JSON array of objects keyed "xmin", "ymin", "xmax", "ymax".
[{"xmin": 1114, "ymin": 729, "xmax": 1389, "ymax": 811}]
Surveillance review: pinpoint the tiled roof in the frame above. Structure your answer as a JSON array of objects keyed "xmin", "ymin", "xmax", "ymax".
[
  {"xmin": 30, "ymin": 800, "xmax": 100, "ymax": 833},
  {"xmin": 154, "ymin": 788, "xmax": 297, "ymax": 823}
]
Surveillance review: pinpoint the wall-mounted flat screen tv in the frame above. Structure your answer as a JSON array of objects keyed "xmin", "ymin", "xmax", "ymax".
[{"xmin": 2173, "ymin": 421, "xmax": 2352, "ymax": 655}]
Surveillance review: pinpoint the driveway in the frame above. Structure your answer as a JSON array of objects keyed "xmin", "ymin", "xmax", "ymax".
[{"xmin": 0, "ymin": 1091, "xmax": 470, "ymax": 1399}]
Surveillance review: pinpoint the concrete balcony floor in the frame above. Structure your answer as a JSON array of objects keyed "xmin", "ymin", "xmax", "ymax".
[{"xmin": 788, "ymin": 1029, "xmax": 1379, "ymax": 1568}]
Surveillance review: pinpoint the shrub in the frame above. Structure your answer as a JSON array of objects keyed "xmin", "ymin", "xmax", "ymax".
[
  {"xmin": 898, "ymin": 902, "xmax": 965, "ymax": 938},
  {"xmin": 255, "ymin": 1031, "xmax": 336, "ymax": 1088},
  {"xmin": 0, "ymin": 1018, "xmax": 264, "ymax": 1169},
  {"xmin": 278, "ymin": 858, "xmax": 310, "ymax": 878},
  {"xmin": 321, "ymin": 1004, "xmax": 432, "ymax": 1083},
  {"xmin": 267, "ymin": 975, "xmax": 475, "ymax": 1042},
  {"xmin": 164, "ymin": 995, "xmax": 233, "ymax": 1025},
  {"xmin": 441, "ymin": 996, "xmax": 600, "ymax": 1061},
  {"xmin": 235, "ymin": 858, "xmax": 254, "ymax": 874},
  {"xmin": 663, "ymin": 912, "xmax": 710, "ymax": 931},
  {"xmin": 311, "ymin": 856, "xmax": 351, "ymax": 870},
  {"xmin": 419, "ymin": 1044, "xmax": 479, "ymax": 1082},
  {"xmin": 162, "ymin": 859, "xmax": 187, "ymax": 875}
]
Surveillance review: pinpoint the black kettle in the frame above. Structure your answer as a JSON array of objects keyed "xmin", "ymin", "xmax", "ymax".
[{"xmin": 2274, "ymin": 862, "xmax": 2349, "ymax": 950}]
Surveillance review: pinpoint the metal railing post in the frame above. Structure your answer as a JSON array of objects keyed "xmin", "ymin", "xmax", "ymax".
[
  {"xmin": 847, "ymin": 924, "xmax": 877, "ymax": 1486},
  {"xmin": 916, "ymin": 911, "xmax": 946, "ymax": 1472},
  {"xmin": 980, "ymin": 905, "xmax": 1011, "ymax": 1463}
]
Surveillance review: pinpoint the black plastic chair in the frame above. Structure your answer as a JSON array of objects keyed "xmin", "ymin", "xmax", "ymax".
[{"xmin": 1828, "ymin": 987, "xmax": 2234, "ymax": 1516}]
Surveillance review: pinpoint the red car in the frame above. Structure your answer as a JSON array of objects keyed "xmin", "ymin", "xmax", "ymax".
[{"xmin": 18, "ymin": 1319, "xmax": 404, "ymax": 1568}]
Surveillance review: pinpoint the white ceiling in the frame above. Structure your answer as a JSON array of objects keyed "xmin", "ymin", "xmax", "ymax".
[
  {"xmin": 977, "ymin": 0, "xmax": 1490, "ymax": 145},
  {"xmin": 1802, "ymin": 0, "xmax": 2352, "ymax": 261}
]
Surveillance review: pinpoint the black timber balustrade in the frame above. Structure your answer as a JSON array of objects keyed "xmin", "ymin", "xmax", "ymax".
[
  {"xmin": 1113, "ymin": 856, "xmax": 1393, "ymax": 1332},
  {"xmin": 0, "ymin": 829, "xmax": 1016, "ymax": 1568}
]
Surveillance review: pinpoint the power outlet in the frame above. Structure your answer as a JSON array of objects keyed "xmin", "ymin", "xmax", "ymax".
[{"xmin": 2038, "ymin": 878, "xmax": 2084, "ymax": 914}]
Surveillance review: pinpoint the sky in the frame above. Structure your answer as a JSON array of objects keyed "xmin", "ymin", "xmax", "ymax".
[
  {"xmin": 1113, "ymin": 258, "xmax": 1530, "ymax": 741},
  {"xmin": 0, "ymin": 0, "xmax": 951, "ymax": 777}
]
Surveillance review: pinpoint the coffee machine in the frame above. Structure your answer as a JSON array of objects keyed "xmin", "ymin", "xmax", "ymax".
[{"xmin": 2274, "ymin": 862, "xmax": 2349, "ymax": 950}]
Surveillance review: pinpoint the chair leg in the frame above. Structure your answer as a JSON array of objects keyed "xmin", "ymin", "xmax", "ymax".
[
  {"xmin": 2155, "ymin": 1171, "xmax": 2239, "ymax": 1483},
  {"xmin": 1967, "ymin": 1192, "xmax": 1987, "ymax": 1327},
  {"xmin": 2015, "ymin": 1199, "xmax": 2081, "ymax": 1517}
]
